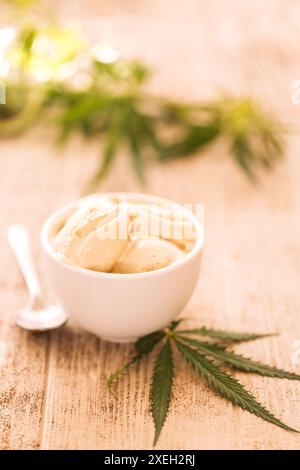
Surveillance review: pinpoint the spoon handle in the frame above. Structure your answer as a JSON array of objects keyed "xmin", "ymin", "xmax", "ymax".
[{"xmin": 7, "ymin": 225, "xmax": 42, "ymax": 299}]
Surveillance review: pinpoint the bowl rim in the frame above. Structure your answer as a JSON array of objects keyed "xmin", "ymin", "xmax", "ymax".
[{"xmin": 41, "ymin": 192, "xmax": 204, "ymax": 280}]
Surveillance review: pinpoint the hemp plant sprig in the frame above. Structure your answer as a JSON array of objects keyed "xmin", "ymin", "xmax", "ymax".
[
  {"xmin": 108, "ymin": 320, "xmax": 300, "ymax": 446},
  {"xmin": 0, "ymin": 12, "xmax": 284, "ymax": 188}
]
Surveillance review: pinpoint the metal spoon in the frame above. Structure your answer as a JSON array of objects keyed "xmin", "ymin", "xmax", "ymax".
[{"xmin": 7, "ymin": 224, "xmax": 67, "ymax": 331}]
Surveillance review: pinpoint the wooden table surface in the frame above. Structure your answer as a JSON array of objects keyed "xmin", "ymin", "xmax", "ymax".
[{"xmin": 1, "ymin": 0, "xmax": 300, "ymax": 450}]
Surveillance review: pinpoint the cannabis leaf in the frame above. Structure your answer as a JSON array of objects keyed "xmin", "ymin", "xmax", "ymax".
[
  {"xmin": 176, "ymin": 326, "xmax": 275, "ymax": 342},
  {"xmin": 162, "ymin": 124, "xmax": 220, "ymax": 160},
  {"xmin": 89, "ymin": 126, "xmax": 120, "ymax": 186},
  {"xmin": 168, "ymin": 319, "xmax": 183, "ymax": 331},
  {"xmin": 128, "ymin": 122, "xmax": 146, "ymax": 183},
  {"xmin": 232, "ymin": 135, "xmax": 257, "ymax": 180},
  {"xmin": 135, "ymin": 330, "xmax": 166, "ymax": 354},
  {"xmin": 107, "ymin": 320, "xmax": 300, "ymax": 445},
  {"xmin": 150, "ymin": 340, "xmax": 174, "ymax": 445},
  {"xmin": 107, "ymin": 330, "xmax": 164, "ymax": 394},
  {"xmin": 177, "ymin": 337, "xmax": 300, "ymax": 380},
  {"xmin": 175, "ymin": 339, "xmax": 298, "ymax": 433}
]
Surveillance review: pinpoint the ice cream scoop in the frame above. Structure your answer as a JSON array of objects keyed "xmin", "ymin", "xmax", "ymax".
[
  {"xmin": 112, "ymin": 239, "xmax": 184, "ymax": 274},
  {"xmin": 54, "ymin": 199, "xmax": 130, "ymax": 271},
  {"xmin": 54, "ymin": 194, "xmax": 195, "ymax": 274},
  {"xmin": 127, "ymin": 206, "xmax": 196, "ymax": 250}
]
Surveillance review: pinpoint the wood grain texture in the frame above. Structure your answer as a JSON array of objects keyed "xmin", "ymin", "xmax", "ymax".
[{"xmin": 1, "ymin": 0, "xmax": 300, "ymax": 449}]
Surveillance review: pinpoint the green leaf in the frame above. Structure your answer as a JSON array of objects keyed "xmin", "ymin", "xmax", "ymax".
[
  {"xmin": 178, "ymin": 337, "xmax": 300, "ymax": 380},
  {"xmin": 107, "ymin": 330, "xmax": 165, "ymax": 394},
  {"xmin": 168, "ymin": 319, "xmax": 183, "ymax": 331},
  {"xmin": 91, "ymin": 136, "xmax": 118, "ymax": 185},
  {"xmin": 135, "ymin": 331, "xmax": 165, "ymax": 355},
  {"xmin": 175, "ymin": 340, "xmax": 298, "ymax": 433},
  {"xmin": 261, "ymin": 130, "xmax": 283, "ymax": 160},
  {"xmin": 139, "ymin": 115, "xmax": 164, "ymax": 160},
  {"xmin": 128, "ymin": 125, "xmax": 145, "ymax": 182},
  {"xmin": 20, "ymin": 27, "xmax": 36, "ymax": 57},
  {"xmin": 151, "ymin": 339, "xmax": 174, "ymax": 445},
  {"xmin": 176, "ymin": 326, "xmax": 275, "ymax": 343},
  {"xmin": 86, "ymin": 112, "xmax": 126, "ymax": 190},
  {"xmin": 231, "ymin": 136, "xmax": 257, "ymax": 181},
  {"xmin": 163, "ymin": 124, "xmax": 220, "ymax": 160}
]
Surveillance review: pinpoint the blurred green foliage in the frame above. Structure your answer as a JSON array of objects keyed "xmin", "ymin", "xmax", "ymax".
[{"xmin": 0, "ymin": 11, "xmax": 283, "ymax": 187}]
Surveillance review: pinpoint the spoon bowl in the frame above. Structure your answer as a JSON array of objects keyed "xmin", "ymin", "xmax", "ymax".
[{"xmin": 16, "ymin": 303, "xmax": 67, "ymax": 331}]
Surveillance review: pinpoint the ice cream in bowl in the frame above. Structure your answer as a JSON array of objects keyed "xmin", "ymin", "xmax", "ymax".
[{"xmin": 41, "ymin": 193, "xmax": 204, "ymax": 342}]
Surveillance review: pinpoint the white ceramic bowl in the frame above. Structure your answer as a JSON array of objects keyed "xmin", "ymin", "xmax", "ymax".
[{"xmin": 41, "ymin": 193, "xmax": 204, "ymax": 342}]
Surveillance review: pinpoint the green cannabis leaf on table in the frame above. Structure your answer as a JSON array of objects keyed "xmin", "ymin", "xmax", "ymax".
[
  {"xmin": 0, "ymin": 7, "xmax": 284, "ymax": 188},
  {"xmin": 107, "ymin": 320, "xmax": 300, "ymax": 446}
]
